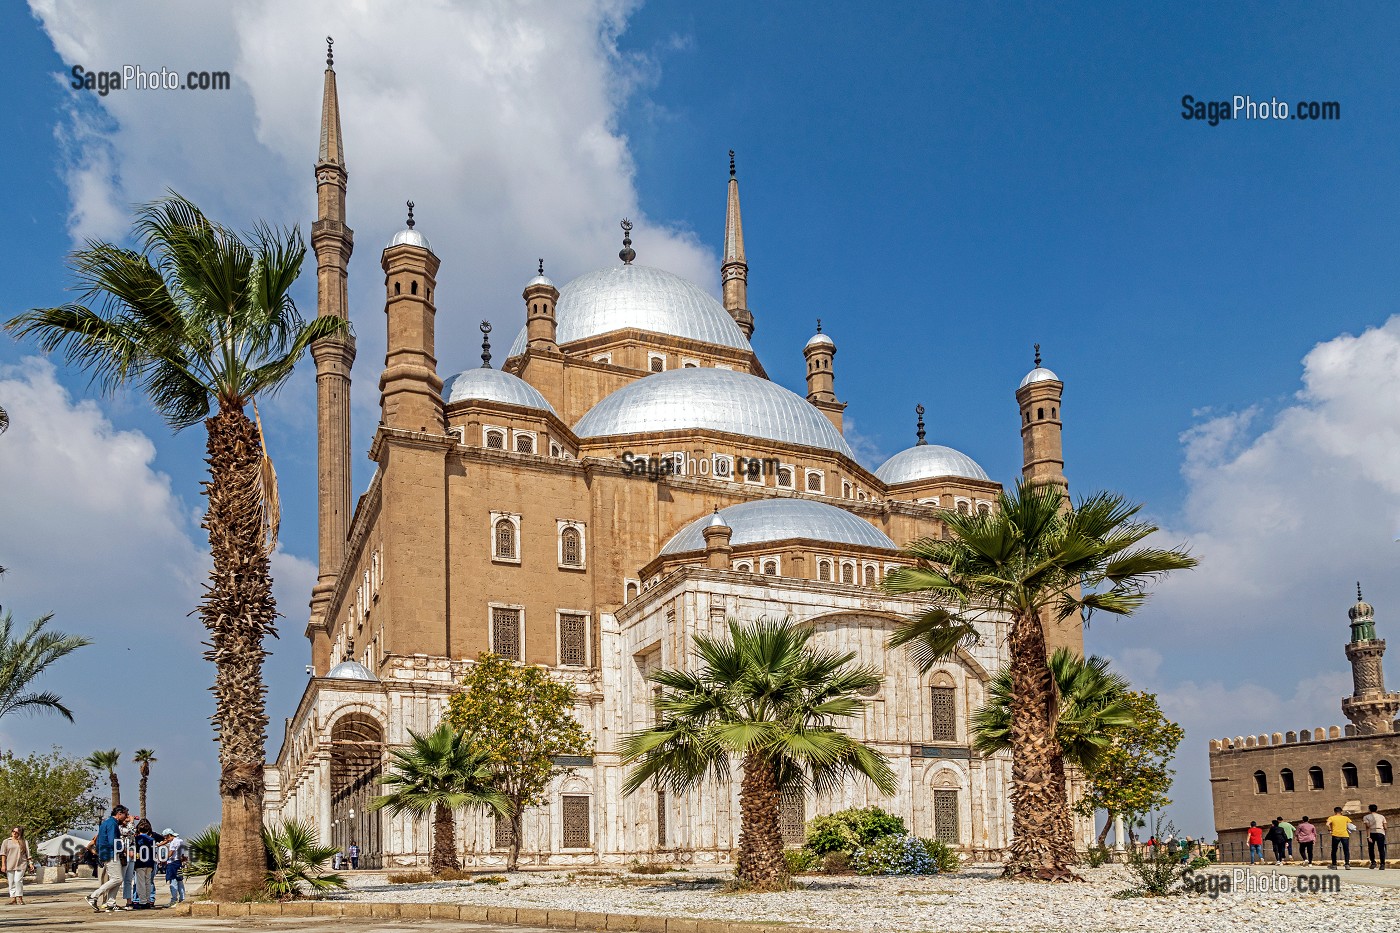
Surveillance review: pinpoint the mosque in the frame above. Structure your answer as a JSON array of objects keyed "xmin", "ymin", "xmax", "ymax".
[{"xmin": 262, "ymin": 48, "xmax": 1086, "ymax": 869}]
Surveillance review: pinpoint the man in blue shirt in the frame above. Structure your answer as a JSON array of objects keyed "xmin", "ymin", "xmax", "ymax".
[{"xmin": 86, "ymin": 806, "xmax": 129, "ymax": 912}]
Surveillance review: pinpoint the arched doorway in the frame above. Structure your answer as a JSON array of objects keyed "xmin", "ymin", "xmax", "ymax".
[{"xmin": 330, "ymin": 714, "xmax": 384, "ymax": 868}]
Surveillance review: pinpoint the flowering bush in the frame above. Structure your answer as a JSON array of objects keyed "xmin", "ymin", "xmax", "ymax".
[{"xmin": 851, "ymin": 833, "xmax": 935, "ymax": 875}]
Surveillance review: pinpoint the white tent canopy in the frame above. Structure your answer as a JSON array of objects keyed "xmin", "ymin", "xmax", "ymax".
[{"xmin": 36, "ymin": 833, "xmax": 91, "ymax": 858}]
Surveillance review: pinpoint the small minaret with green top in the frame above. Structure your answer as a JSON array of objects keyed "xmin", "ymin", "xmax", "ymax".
[{"xmin": 1342, "ymin": 583, "xmax": 1400, "ymax": 735}]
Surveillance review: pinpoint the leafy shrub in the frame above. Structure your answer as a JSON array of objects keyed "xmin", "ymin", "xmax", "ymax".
[
  {"xmin": 628, "ymin": 860, "xmax": 673, "ymax": 874},
  {"xmin": 919, "ymin": 838, "xmax": 959, "ymax": 874},
  {"xmin": 820, "ymin": 851, "xmax": 852, "ymax": 874},
  {"xmin": 1187, "ymin": 855, "xmax": 1211, "ymax": 871},
  {"xmin": 783, "ymin": 848, "xmax": 819, "ymax": 875},
  {"xmin": 851, "ymin": 834, "xmax": 934, "ymax": 876},
  {"xmin": 189, "ymin": 821, "xmax": 347, "ymax": 899},
  {"xmin": 474, "ymin": 875, "xmax": 508, "ymax": 885},
  {"xmin": 1117, "ymin": 820, "xmax": 1189, "ymax": 897},
  {"xmin": 1084, "ymin": 844, "xmax": 1112, "ymax": 868},
  {"xmin": 805, "ymin": 815, "xmax": 860, "ymax": 855},
  {"xmin": 388, "ymin": 871, "xmax": 433, "ymax": 884}
]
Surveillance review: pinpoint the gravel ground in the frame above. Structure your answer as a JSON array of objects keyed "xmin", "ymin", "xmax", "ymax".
[{"xmin": 334, "ymin": 864, "xmax": 1400, "ymax": 932}]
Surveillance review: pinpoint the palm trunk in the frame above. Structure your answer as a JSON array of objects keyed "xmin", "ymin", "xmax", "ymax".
[
  {"xmin": 203, "ymin": 405, "xmax": 277, "ymax": 900},
  {"xmin": 139, "ymin": 765, "xmax": 149, "ymax": 818},
  {"xmin": 431, "ymin": 803, "xmax": 459, "ymax": 874},
  {"xmin": 109, "ymin": 772, "xmax": 121, "ymax": 810},
  {"xmin": 735, "ymin": 754, "xmax": 787, "ymax": 890},
  {"xmin": 1004, "ymin": 609, "xmax": 1078, "ymax": 881}
]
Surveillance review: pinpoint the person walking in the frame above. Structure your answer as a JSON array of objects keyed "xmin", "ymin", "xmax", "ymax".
[
  {"xmin": 2, "ymin": 827, "xmax": 31, "ymax": 905},
  {"xmin": 161, "ymin": 829, "xmax": 186, "ymax": 906},
  {"xmin": 348, "ymin": 841, "xmax": 360, "ymax": 870},
  {"xmin": 132, "ymin": 819, "xmax": 157, "ymax": 908},
  {"xmin": 1363, "ymin": 804, "xmax": 1388, "ymax": 870},
  {"xmin": 86, "ymin": 805, "xmax": 130, "ymax": 912},
  {"xmin": 118, "ymin": 811, "xmax": 138, "ymax": 907},
  {"xmin": 1246, "ymin": 821, "xmax": 1264, "ymax": 864},
  {"xmin": 1295, "ymin": 816, "xmax": 1318, "ymax": 865},
  {"xmin": 1277, "ymin": 816, "xmax": 1295, "ymax": 860},
  {"xmin": 1265, "ymin": 819, "xmax": 1288, "ymax": 865},
  {"xmin": 1327, "ymin": 807, "xmax": 1353, "ymax": 869}
]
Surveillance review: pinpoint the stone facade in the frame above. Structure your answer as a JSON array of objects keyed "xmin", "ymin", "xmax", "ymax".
[{"xmin": 263, "ymin": 51, "xmax": 1088, "ymax": 869}]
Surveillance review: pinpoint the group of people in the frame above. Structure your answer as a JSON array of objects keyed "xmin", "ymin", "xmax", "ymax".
[
  {"xmin": 84, "ymin": 805, "xmax": 188, "ymax": 911},
  {"xmin": 331, "ymin": 841, "xmax": 360, "ymax": 871},
  {"xmin": 1246, "ymin": 804, "xmax": 1389, "ymax": 869}
]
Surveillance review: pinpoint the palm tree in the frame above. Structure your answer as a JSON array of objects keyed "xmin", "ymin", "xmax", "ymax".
[
  {"xmin": 86, "ymin": 749, "xmax": 122, "ymax": 810},
  {"xmin": 0, "ymin": 610, "xmax": 91, "ymax": 723},
  {"xmin": 619, "ymin": 617, "xmax": 897, "ymax": 891},
  {"xmin": 185, "ymin": 820, "xmax": 346, "ymax": 899},
  {"xmin": 6, "ymin": 193, "xmax": 347, "ymax": 899},
  {"xmin": 884, "ymin": 481, "xmax": 1195, "ymax": 881},
  {"xmin": 133, "ymin": 749, "xmax": 157, "ymax": 818},
  {"xmin": 970, "ymin": 648, "xmax": 1135, "ymax": 773},
  {"xmin": 370, "ymin": 723, "xmax": 508, "ymax": 874}
]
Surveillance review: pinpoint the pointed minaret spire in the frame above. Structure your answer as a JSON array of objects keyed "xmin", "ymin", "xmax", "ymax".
[
  {"xmin": 916, "ymin": 404, "xmax": 927, "ymax": 446},
  {"xmin": 1034, "ymin": 343, "xmax": 1042, "ymax": 368},
  {"xmin": 722, "ymin": 150, "xmax": 754, "ymax": 339},
  {"xmin": 480, "ymin": 320, "xmax": 493, "ymax": 368},
  {"xmin": 406, "ymin": 200, "xmax": 415, "ymax": 228},
  {"xmin": 319, "ymin": 37, "xmax": 344, "ymax": 169}
]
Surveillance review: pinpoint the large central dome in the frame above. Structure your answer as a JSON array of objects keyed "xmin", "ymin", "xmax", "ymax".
[
  {"xmin": 573, "ymin": 368, "xmax": 856, "ymax": 458},
  {"xmin": 508, "ymin": 265, "xmax": 751, "ymax": 355}
]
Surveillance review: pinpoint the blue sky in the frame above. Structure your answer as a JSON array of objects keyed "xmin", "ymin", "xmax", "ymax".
[{"xmin": 2, "ymin": 1, "xmax": 1399, "ymax": 839}]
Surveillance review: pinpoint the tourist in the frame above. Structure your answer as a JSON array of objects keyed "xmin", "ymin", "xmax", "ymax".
[
  {"xmin": 1363, "ymin": 804, "xmax": 1388, "ymax": 870},
  {"xmin": 332, "ymin": 849, "xmax": 343, "ymax": 871},
  {"xmin": 132, "ymin": 819, "xmax": 157, "ymax": 908},
  {"xmin": 161, "ymin": 829, "xmax": 186, "ymax": 906},
  {"xmin": 1327, "ymin": 807, "xmax": 1353, "ymax": 869},
  {"xmin": 1277, "ymin": 816, "xmax": 1295, "ymax": 858},
  {"xmin": 87, "ymin": 805, "xmax": 130, "ymax": 912},
  {"xmin": 2, "ymin": 826, "xmax": 31, "ymax": 906},
  {"xmin": 1265, "ymin": 819, "xmax": 1289, "ymax": 865},
  {"xmin": 1246, "ymin": 821, "xmax": 1263, "ymax": 864},
  {"xmin": 1295, "ymin": 816, "xmax": 1317, "ymax": 865},
  {"xmin": 348, "ymin": 840, "xmax": 360, "ymax": 870},
  {"xmin": 118, "ymin": 811, "xmax": 138, "ymax": 907}
]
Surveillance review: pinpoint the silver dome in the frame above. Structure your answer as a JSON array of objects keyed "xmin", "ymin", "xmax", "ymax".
[
  {"xmin": 508, "ymin": 265, "xmax": 750, "ymax": 355},
  {"xmin": 386, "ymin": 228, "xmax": 433, "ymax": 251},
  {"xmin": 662, "ymin": 498, "xmax": 896, "ymax": 555},
  {"xmin": 573, "ymin": 368, "xmax": 855, "ymax": 458},
  {"xmin": 805, "ymin": 332, "xmax": 834, "ymax": 349},
  {"xmin": 442, "ymin": 367, "xmax": 557, "ymax": 413},
  {"xmin": 1019, "ymin": 366, "xmax": 1060, "ymax": 388},
  {"xmin": 325, "ymin": 660, "xmax": 378, "ymax": 681},
  {"xmin": 874, "ymin": 444, "xmax": 990, "ymax": 484},
  {"xmin": 525, "ymin": 273, "xmax": 555, "ymax": 289}
]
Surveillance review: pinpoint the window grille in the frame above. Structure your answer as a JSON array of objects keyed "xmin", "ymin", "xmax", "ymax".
[
  {"xmin": 778, "ymin": 468, "xmax": 793, "ymax": 487},
  {"xmin": 779, "ymin": 790, "xmax": 805, "ymax": 846},
  {"xmin": 841, "ymin": 564, "xmax": 855, "ymax": 585},
  {"xmin": 806, "ymin": 472, "xmax": 822, "ymax": 492},
  {"xmin": 492, "ymin": 607, "xmax": 522, "ymax": 661},
  {"xmin": 863, "ymin": 565, "xmax": 876, "ymax": 587},
  {"xmin": 562, "ymin": 796, "xmax": 591, "ymax": 848},
  {"xmin": 957, "ymin": 500, "xmax": 969, "ymax": 515},
  {"xmin": 933, "ymin": 790, "xmax": 959, "ymax": 844},
  {"xmin": 494, "ymin": 519, "xmax": 516, "ymax": 559},
  {"xmin": 559, "ymin": 615, "xmax": 588, "ymax": 667},
  {"xmin": 656, "ymin": 791, "xmax": 667, "ymax": 846},
  {"xmin": 561, "ymin": 527, "xmax": 582, "ymax": 566},
  {"xmin": 494, "ymin": 812, "xmax": 514, "ymax": 849},
  {"xmin": 763, "ymin": 561, "xmax": 777, "ymax": 576},
  {"xmin": 486, "ymin": 430, "xmax": 505, "ymax": 449},
  {"xmin": 515, "ymin": 433, "xmax": 535, "ymax": 454},
  {"xmin": 818, "ymin": 561, "xmax": 831, "ymax": 582},
  {"xmin": 930, "ymin": 686, "xmax": 956, "ymax": 742},
  {"xmin": 649, "ymin": 357, "xmax": 664, "ymax": 373}
]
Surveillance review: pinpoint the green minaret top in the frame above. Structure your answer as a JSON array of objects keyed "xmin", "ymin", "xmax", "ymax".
[{"xmin": 1348, "ymin": 582, "xmax": 1377, "ymax": 642}]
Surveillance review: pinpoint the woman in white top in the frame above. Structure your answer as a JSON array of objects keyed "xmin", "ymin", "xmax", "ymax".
[{"xmin": 1, "ymin": 827, "xmax": 31, "ymax": 905}]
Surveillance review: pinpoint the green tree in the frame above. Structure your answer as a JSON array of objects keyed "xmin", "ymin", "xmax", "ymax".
[
  {"xmin": 619, "ymin": 618, "xmax": 897, "ymax": 891},
  {"xmin": 0, "ymin": 610, "xmax": 91, "ymax": 723},
  {"xmin": 7, "ymin": 193, "xmax": 347, "ymax": 900},
  {"xmin": 0, "ymin": 749, "xmax": 107, "ymax": 842},
  {"xmin": 1072, "ymin": 691, "xmax": 1183, "ymax": 843},
  {"xmin": 370, "ymin": 723, "xmax": 508, "ymax": 874},
  {"xmin": 884, "ymin": 482, "xmax": 1195, "ymax": 881},
  {"xmin": 132, "ymin": 749, "xmax": 157, "ymax": 818},
  {"xmin": 444, "ymin": 653, "xmax": 591, "ymax": 871},
  {"xmin": 84, "ymin": 749, "xmax": 121, "ymax": 811},
  {"xmin": 970, "ymin": 649, "xmax": 1136, "ymax": 772}
]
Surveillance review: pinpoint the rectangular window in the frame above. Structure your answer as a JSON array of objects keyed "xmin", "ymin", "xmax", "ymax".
[
  {"xmin": 559, "ymin": 614, "xmax": 588, "ymax": 667},
  {"xmin": 492, "ymin": 607, "xmax": 522, "ymax": 661},
  {"xmin": 656, "ymin": 790, "xmax": 667, "ymax": 847},
  {"xmin": 930, "ymin": 686, "xmax": 956, "ymax": 742},
  {"xmin": 933, "ymin": 789, "xmax": 959, "ymax": 844},
  {"xmin": 562, "ymin": 795, "xmax": 591, "ymax": 849},
  {"xmin": 494, "ymin": 812, "xmax": 515, "ymax": 850},
  {"xmin": 779, "ymin": 789, "xmax": 805, "ymax": 847}
]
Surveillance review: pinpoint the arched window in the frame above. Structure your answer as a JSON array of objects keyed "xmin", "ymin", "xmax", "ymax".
[
  {"xmin": 840, "ymin": 563, "xmax": 855, "ymax": 585},
  {"xmin": 1280, "ymin": 768, "xmax": 1295, "ymax": 792},
  {"xmin": 410, "ymin": 280, "xmax": 418, "ymax": 296},
  {"xmin": 777, "ymin": 467, "xmax": 793, "ymax": 488},
  {"xmin": 561, "ymin": 527, "xmax": 581, "ymax": 566},
  {"xmin": 649, "ymin": 356, "xmax": 664, "ymax": 373},
  {"xmin": 1253, "ymin": 770, "xmax": 1268, "ymax": 794},
  {"xmin": 1309, "ymin": 765, "xmax": 1325, "ymax": 790},
  {"xmin": 683, "ymin": 362, "xmax": 697, "ymax": 368},
  {"xmin": 1052, "ymin": 406, "xmax": 1058, "ymax": 418},
  {"xmin": 485, "ymin": 430, "xmax": 505, "ymax": 449},
  {"xmin": 863, "ymin": 565, "xmax": 876, "ymax": 587},
  {"xmin": 1379, "ymin": 760, "xmax": 1394, "ymax": 785},
  {"xmin": 734, "ymin": 562, "xmax": 751, "ymax": 573},
  {"xmin": 762, "ymin": 561, "xmax": 778, "ymax": 576},
  {"xmin": 1342, "ymin": 762, "xmax": 1359, "ymax": 788},
  {"xmin": 625, "ymin": 582, "xmax": 639, "ymax": 602},
  {"xmin": 818, "ymin": 560, "xmax": 832, "ymax": 582},
  {"xmin": 514, "ymin": 433, "xmax": 535, "ymax": 454},
  {"xmin": 394, "ymin": 281, "xmax": 401, "ymax": 295},
  {"xmin": 957, "ymin": 500, "xmax": 969, "ymax": 515},
  {"xmin": 977, "ymin": 502, "xmax": 990, "ymax": 516},
  {"xmin": 1037, "ymin": 407, "xmax": 1044, "ymax": 419},
  {"xmin": 806, "ymin": 471, "xmax": 822, "ymax": 492},
  {"xmin": 494, "ymin": 519, "xmax": 516, "ymax": 560}
]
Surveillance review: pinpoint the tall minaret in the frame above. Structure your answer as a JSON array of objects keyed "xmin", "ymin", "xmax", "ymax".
[
  {"xmin": 803, "ymin": 319, "xmax": 845, "ymax": 431},
  {"xmin": 308, "ymin": 37, "xmax": 356, "ymax": 649},
  {"xmin": 1015, "ymin": 344, "xmax": 1067, "ymax": 499},
  {"xmin": 1342, "ymin": 584, "xmax": 1400, "ymax": 735},
  {"xmin": 722, "ymin": 150, "xmax": 754, "ymax": 339}
]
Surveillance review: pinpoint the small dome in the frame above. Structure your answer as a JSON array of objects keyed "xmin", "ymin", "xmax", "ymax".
[
  {"xmin": 573, "ymin": 368, "xmax": 855, "ymax": 458},
  {"xmin": 662, "ymin": 499, "xmax": 896, "ymax": 555},
  {"xmin": 875, "ymin": 444, "xmax": 990, "ymax": 484},
  {"xmin": 325, "ymin": 661, "xmax": 378, "ymax": 681},
  {"xmin": 805, "ymin": 332, "xmax": 834, "ymax": 350},
  {"xmin": 386, "ymin": 228, "xmax": 432, "ymax": 252},
  {"xmin": 441, "ymin": 368, "xmax": 556, "ymax": 413},
  {"xmin": 707, "ymin": 509, "xmax": 730, "ymax": 529},
  {"xmin": 525, "ymin": 273, "xmax": 555, "ymax": 289},
  {"xmin": 1350, "ymin": 599, "xmax": 1375, "ymax": 622},
  {"xmin": 1019, "ymin": 366, "xmax": 1060, "ymax": 389},
  {"xmin": 508, "ymin": 265, "xmax": 750, "ymax": 356}
]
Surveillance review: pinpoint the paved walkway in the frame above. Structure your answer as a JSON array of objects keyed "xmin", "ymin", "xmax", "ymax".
[{"xmin": 1217, "ymin": 862, "xmax": 1400, "ymax": 889}]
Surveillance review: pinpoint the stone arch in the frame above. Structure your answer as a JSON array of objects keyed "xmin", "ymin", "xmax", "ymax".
[
  {"xmin": 919, "ymin": 762, "xmax": 969, "ymax": 847},
  {"xmin": 797, "ymin": 609, "xmax": 992, "ymax": 683},
  {"xmin": 328, "ymin": 710, "xmax": 386, "ymax": 868}
]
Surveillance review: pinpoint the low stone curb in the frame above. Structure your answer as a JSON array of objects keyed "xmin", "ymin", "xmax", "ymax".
[{"xmin": 171, "ymin": 901, "xmax": 824, "ymax": 932}]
